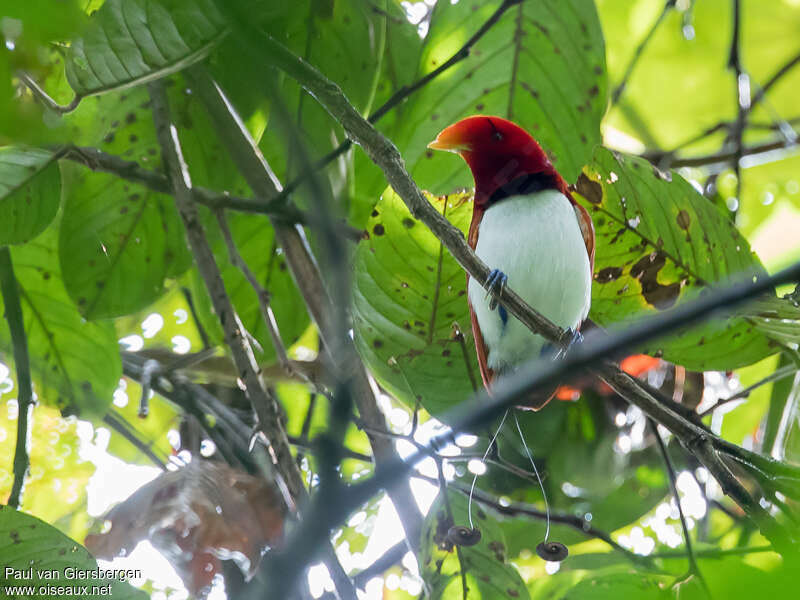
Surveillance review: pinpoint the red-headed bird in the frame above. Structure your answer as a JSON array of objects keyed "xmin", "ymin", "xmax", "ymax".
[{"xmin": 429, "ymin": 116, "xmax": 595, "ymax": 409}]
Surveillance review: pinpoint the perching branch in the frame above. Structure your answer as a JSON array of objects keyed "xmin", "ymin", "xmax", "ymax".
[
  {"xmin": 0, "ymin": 247, "xmax": 34, "ymax": 509},
  {"xmin": 102, "ymin": 412, "xmax": 167, "ymax": 470}
]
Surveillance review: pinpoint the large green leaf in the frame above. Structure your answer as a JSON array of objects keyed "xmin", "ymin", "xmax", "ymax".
[
  {"xmin": 391, "ymin": 0, "xmax": 607, "ymax": 197},
  {"xmin": 0, "ymin": 227, "xmax": 120, "ymax": 417},
  {"xmin": 352, "ymin": 188, "xmax": 479, "ymax": 416},
  {"xmin": 0, "ymin": 147, "xmax": 61, "ymax": 246},
  {"xmin": 419, "ymin": 491, "xmax": 529, "ymax": 600},
  {"xmin": 65, "ymin": 0, "xmax": 227, "ymax": 97},
  {"xmin": 58, "ymin": 87, "xmax": 191, "ymax": 319},
  {"xmin": 0, "ymin": 506, "xmax": 147, "ymax": 599},
  {"xmin": 575, "ymin": 147, "xmax": 775, "ymax": 370}
]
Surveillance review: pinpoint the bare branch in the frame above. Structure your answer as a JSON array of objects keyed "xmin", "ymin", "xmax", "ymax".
[
  {"xmin": 215, "ymin": 209, "xmax": 294, "ymax": 375},
  {"xmin": 0, "ymin": 247, "xmax": 34, "ymax": 509},
  {"xmin": 611, "ymin": 0, "xmax": 676, "ymax": 106},
  {"xmin": 649, "ymin": 420, "xmax": 709, "ymax": 593},
  {"xmin": 184, "ymin": 65, "xmax": 423, "ymax": 548}
]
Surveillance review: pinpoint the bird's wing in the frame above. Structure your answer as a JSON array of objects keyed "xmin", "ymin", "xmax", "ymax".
[
  {"xmin": 467, "ymin": 211, "xmax": 495, "ymax": 390},
  {"xmin": 573, "ymin": 202, "xmax": 595, "ymax": 273}
]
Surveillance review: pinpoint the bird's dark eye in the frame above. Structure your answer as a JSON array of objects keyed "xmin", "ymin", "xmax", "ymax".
[{"xmin": 486, "ymin": 118, "xmax": 504, "ymax": 142}]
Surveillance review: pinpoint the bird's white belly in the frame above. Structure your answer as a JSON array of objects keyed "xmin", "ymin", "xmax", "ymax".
[{"xmin": 468, "ymin": 190, "xmax": 592, "ymax": 372}]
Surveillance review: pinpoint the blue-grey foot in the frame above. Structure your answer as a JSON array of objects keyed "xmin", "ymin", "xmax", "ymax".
[
  {"xmin": 485, "ymin": 268, "xmax": 508, "ymax": 311},
  {"xmin": 555, "ymin": 328, "xmax": 583, "ymax": 360}
]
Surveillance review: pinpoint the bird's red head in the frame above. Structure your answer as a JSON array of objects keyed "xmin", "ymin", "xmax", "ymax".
[{"xmin": 428, "ymin": 115, "xmax": 568, "ymax": 207}]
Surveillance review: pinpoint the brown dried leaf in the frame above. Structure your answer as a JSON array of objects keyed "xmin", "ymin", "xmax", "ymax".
[{"xmin": 85, "ymin": 461, "xmax": 286, "ymax": 596}]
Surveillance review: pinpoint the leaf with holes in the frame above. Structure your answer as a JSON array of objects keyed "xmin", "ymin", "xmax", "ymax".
[
  {"xmin": 0, "ymin": 226, "xmax": 120, "ymax": 417},
  {"xmin": 0, "ymin": 506, "xmax": 147, "ymax": 599},
  {"xmin": 65, "ymin": 0, "xmax": 227, "ymax": 97},
  {"xmin": 58, "ymin": 87, "xmax": 191, "ymax": 319},
  {"xmin": 574, "ymin": 148, "xmax": 775, "ymax": 370},
  {"xmin": 353, "ymin": 188, "xmax": 480, "ymax": 417},
  {"xmin": 0, "ymin": 147, "xmax": 61, "ymax": 246},
  {"xmin": 390, "ymin": 0, "xmax": 607, "ymax": 198},
  {"xmin": 419, "ymin": 490, "xmax": 529, "ymax": 600}
]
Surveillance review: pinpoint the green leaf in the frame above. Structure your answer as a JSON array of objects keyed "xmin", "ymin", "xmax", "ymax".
[
  {"xmin": 58, "ymin": 88, "xmax": 190, "ymax": 319},
  {"xmin": 65, "ymin": 0, "xmax": 227, "ymax": 97},
  {"xmin": 0, "ymin": 227, "xmax": 120, "ymax": 417},
  {"xmin": 0, "ymin": 506, "xmax": 147, "ymax": 599},
  {"xmin": 419, "ymin": 491, "xmax": 529, "ymax": 600},
  {"xmin": 0, "ymin": 147, "xmax": 61, "ymax": 245},
  {"xmin": 352, "ymin": 188, "xmax": 480, "ymax": 416},
  {"xmin": 575, "ymin": 148, "xmax": 774, "ymax": 370},
  {"xmin": 392, "ymin": 0, "xmax": 607, "ymax": 197},
  {"xmin": 741, "ymin": 294, "xmax": 800, "ymax": 347},
  {"xmin": 561, "ymin": 572, "xmax": 670, "ymax": 600}
]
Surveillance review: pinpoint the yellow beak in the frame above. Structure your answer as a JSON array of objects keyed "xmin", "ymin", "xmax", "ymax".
[{"xmin": 427, "ymin": 129, "xmax": 472, "ymax": 153}]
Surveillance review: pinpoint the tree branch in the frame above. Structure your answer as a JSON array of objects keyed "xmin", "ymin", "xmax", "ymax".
[
  {"xmin": 57, "ymin": 145, "xmax": 361, "ymax": 240},
  {"xmin": 184, "ymin": 64, "xmax": 423, "ymax": 549},
  {"xmin": 148, "ymin": 81, "xmax": 356, "ymax": 599},
  {"xmin": 0, "ymin": 247, "xmax": 34, "ymax": 509}
]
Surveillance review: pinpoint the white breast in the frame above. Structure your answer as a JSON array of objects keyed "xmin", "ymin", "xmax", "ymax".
[{"xmin": 468, "ymin": 190, "xmax": 592, "ymax": 373}]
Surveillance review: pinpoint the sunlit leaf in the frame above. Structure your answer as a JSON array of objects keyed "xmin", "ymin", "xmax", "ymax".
[
  {"xmin": 352, "ymin": 188, "xmax": 479, "ymax": 417},
  {"xmin": 575, "ymin": 147, "xmax": 775, "ymax": 370}
]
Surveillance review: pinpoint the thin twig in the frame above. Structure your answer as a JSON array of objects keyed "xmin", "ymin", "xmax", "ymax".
[
  {"xmin": 0, "ymin": 247, "xmax": 34, "ymax": 509},
  {"xmin": 611, "ymin": 0, "xmax": 677, "ymax": 106},
  {"xmin": 102, "ymin": 413, "xmax": 167, "ymax": 469},
  {"xmin": 727, "ymin": 0, "xmax": 747, "ymax": 210},
  {"xmin": 181, "ymin": 286, "xmax": 212, "ymax": 349},
  {"xmin": 214, "ymin": 209, "xmax": 294, "ymax": 375},
  {"xmin": 649, "ymin": 419, "xmax": 709, "ymax": 594},
  {"xmin": 352, "ymin": 541, "xmax": 407, "ymax": 589},
  {"xmin": 699, "ymin": 364, "xmax": 798, "ymax": 417},
  {"xmin": 58, "ymin": 145, "xmax": 362, "ymax": 240}
]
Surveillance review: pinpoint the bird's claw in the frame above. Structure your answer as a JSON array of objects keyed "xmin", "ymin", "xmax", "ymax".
[
  {"xmin": 484, "ymin": 269, "xmax": 508, "ymax": 311},
  {"xmin": 555, "ymin": 328, "xmax": 583, "ymax": 360}
]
